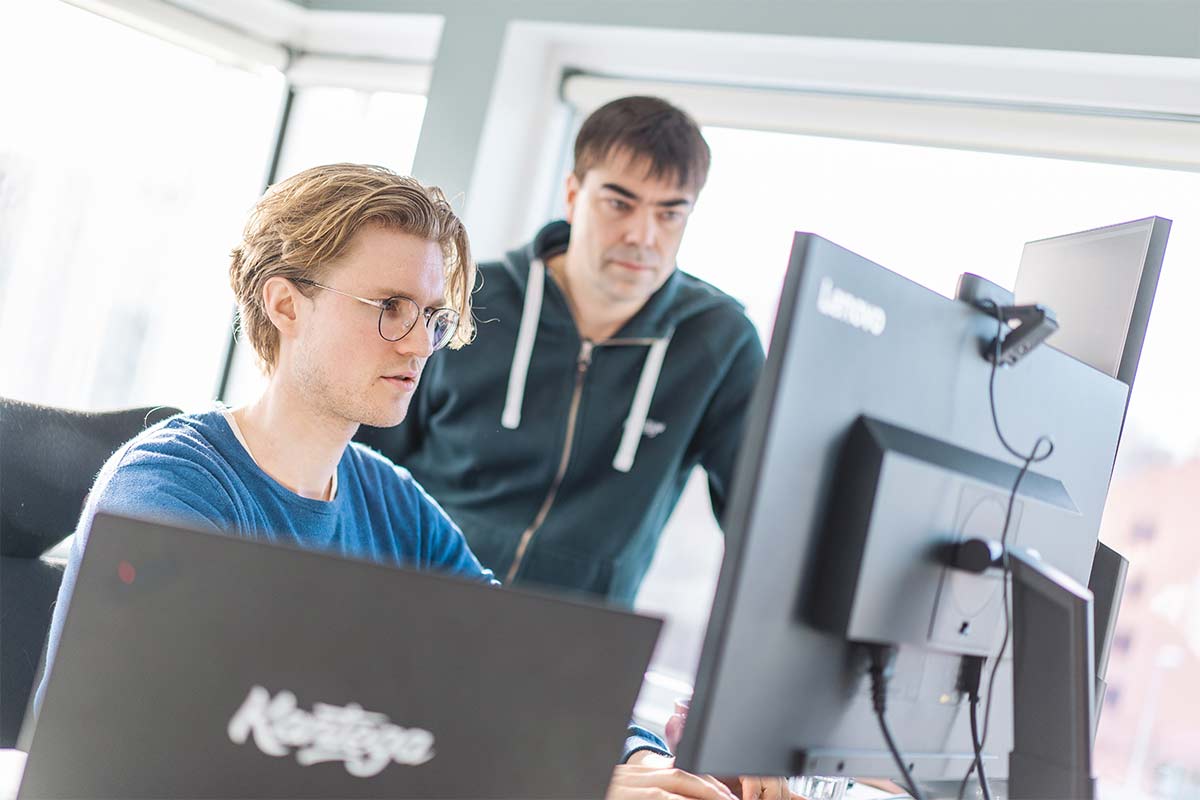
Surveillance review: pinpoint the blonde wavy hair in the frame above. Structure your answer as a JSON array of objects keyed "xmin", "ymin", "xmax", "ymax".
[{"xmin": 230, "ymin": 163, "xmax": 475, "ymax": 372}]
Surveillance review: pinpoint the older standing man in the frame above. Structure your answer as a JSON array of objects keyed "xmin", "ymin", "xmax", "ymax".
[{"xmin": 359, "ymin": 96, "xmax": 765, "ymax": 605}]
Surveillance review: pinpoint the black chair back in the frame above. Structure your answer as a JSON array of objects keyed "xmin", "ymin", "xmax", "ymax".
[{"xmin": 0, "ymin": 398, "xmax": 180, "ymax": 747}]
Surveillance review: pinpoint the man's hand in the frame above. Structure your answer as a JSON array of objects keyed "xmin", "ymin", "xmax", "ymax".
[
  {"xmin": 610, "ymin": 753, "xmax": 807, "ymax": 800},
  {"xmin": 733, "ymin": 775, "xmax": 794, "ymax": 800},
  {"xmin": 607, "ymin": 751, "xmax": 739, "ymax": 800},
  {"xmin": 657, "ymin": 701, "xmax": 807, "ymax": 800}
]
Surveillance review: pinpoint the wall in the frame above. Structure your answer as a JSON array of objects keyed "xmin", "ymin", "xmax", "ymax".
[{"xmin": 303, "ymin": 0, "xmax": 1200, "ymax": 257}]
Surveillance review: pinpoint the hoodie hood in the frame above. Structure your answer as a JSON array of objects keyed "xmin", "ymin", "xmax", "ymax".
[{"xmin": 498, "ymin": 220, "xmax": 744, "ymax": 473}]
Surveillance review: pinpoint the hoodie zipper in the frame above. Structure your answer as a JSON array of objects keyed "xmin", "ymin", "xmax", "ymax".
[{"xmin": 506, "ymin": 339, "xmax": 594, "ymax": 583}]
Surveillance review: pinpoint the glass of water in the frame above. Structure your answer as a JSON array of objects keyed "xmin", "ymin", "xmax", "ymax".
[{"xmin": 789, "ymin": 775, "xmax": 851, "ymax": 800}]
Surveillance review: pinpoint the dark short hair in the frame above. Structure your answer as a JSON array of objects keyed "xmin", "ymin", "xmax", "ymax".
[{"xmin": 573, "ymin": 96, "xmax": 711, "ymax": 191}]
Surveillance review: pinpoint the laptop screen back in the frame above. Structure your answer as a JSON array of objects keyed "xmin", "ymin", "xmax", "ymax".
[{"xmin": 22, "ymin": 513, "xmax": 660, "ymax": 799}]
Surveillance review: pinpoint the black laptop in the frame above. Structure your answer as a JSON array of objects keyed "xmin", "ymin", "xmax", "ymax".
[{"xmin": 20, "ymin": 512, "xmax": 661, "ymax": 798}]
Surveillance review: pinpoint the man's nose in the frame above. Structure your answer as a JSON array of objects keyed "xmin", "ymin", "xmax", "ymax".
[
  {"xmin": 623, "ymin": 208, "xmax": 658, "ymax": 249},
  {"xmin": 393, "ymin": 317, "xmax": 434, "ymax": 359}
]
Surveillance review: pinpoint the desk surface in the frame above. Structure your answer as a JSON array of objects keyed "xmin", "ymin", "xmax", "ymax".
[{"xmin": 0, "ymin": 749, "xmax": 907, "ymax": 800}]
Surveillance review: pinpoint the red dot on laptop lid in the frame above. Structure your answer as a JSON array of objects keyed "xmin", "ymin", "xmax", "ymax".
[{"xmin": 118, "ymin": 561, "xmax": 136, "ymax": 585}]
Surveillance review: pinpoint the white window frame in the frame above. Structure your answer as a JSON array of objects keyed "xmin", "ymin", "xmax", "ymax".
[
  {"xmin": 562, "ymin": 70, "xmax": 1200, "ymax": 174},
  {"xmin": 61, "ymin": 0, "xmax": 437, "ymax": 92},
  {"xmin": 461, "ymin": 22, "xmax": 1200, "ymax": 257}
]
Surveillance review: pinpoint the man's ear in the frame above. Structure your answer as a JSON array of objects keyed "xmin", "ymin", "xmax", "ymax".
[
  {"xmin": 563, "ymin": 172, "xmax": 582, "ymax": 224},
  {"xmin": 262, "ymin": 276, "xmax": 305, "ymax": 343}
]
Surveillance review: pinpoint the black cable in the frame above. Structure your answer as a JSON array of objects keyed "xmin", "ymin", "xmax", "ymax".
[
  {"xmin": 955, "ymin": 753, "xmax": 974, "ymax": 800},
  {"xmin": 962, "ymin": 300, "xmax": 1055, "ymax": 798},
  {"xmin": 953, "ymin": 697, "xmax": 993, "ymax": 800},
  {"xmin": 969, "ymin": 694, "xmax": 992, "ymax": 800},
  {"xmin": 877, "ymin": 715, "xmax": 923, "ymax": 800},
  {"xmin": 866, "ymin": 645, "xmax": 928, "ymax": 800},
  {"xmin": 977, "ymin": 300, "xmax": 1056, "ymax": 466},
  {"xmin": 978, "ymin": 455, "xmax": 1034, "ymax": 747},
  {"xmin": 955, "ymin": 656, "xmax": 986, "ymax": 800}
]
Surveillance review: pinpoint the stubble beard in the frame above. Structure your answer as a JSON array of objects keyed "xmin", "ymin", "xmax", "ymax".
[
  {"xmin": 597, "ymin": 260, "xmax": 664, "ymax": 308},
  {"xmin": 293, "ymin": 348, "xmax": 409, "ymax": 430}
]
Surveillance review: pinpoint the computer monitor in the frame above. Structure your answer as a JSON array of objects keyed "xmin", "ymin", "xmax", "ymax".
[
  {"xmin": 1014, "ymin": 217, "xmax": 1170, "ymax": 387},
  {"xmin": 675, "ymin": 234, "xmax": 1130, "ymax": 797}
]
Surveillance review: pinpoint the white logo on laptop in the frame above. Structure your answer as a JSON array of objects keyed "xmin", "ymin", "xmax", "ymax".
[
  {"xmin": 817, "ymin": 277, "xmax": 887, "ymax": 336},
  {"xmin": 228, "ymin": 686, "xmax": 435, "ymax": 777}
]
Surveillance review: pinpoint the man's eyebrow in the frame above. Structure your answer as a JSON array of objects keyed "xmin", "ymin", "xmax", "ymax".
[
  {"xmin": 601, "ymin": 182, "xmax": 640, "ymax": 201},
  {"xmin": 372, "ymin": 288, "xmax": 448, "ymax": 307},
  {"xmin": 599, "ymin": 182, "xmax": 693, "ymax": 209}
]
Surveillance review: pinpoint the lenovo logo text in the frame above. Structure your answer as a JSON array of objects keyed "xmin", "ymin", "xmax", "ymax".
[
  {"xmin": 817, "ymin": 277, "xmax": 887, "ymax": 336},
  {"xmin": 228, "ymin": 686, "xmax": 435, "ymax": 777}
]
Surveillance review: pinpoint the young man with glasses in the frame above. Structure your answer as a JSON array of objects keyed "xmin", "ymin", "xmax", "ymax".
[{"xmin": 34, "ymin": 163, "xmax": 764, "ymax": 800}]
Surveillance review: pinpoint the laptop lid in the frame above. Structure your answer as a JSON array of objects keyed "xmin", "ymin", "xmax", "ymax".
[{"xmin": 21, "ymin": 512, "xmax": 661, "ymax": 799}]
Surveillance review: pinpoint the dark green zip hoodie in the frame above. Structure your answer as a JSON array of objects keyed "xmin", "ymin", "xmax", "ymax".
[{"xmin": 358, "ymin": 221, "xmax": 765, "ymax": 606}]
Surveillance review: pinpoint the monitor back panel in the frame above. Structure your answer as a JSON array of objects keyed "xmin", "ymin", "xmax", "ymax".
[{"xmin": 678, "ymin": 234, "xmax": 1127, "ymax": 780}]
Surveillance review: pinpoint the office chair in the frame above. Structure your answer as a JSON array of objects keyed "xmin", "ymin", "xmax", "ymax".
[{"xmin": 0, "ymin": 397, "xmax": 181, "ymax": 747}]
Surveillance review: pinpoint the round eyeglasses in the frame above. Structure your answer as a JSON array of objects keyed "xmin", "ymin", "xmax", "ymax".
[{"xmin": 293, "ymin": 278, "xmax": 460, "ymax": 351}]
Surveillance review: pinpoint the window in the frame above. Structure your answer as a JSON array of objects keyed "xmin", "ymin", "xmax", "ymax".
[
  {"xmin": 1133, "ymin": 520, "xmax": 1159, "ymax": 542},
  {"xmin": 277, "ymin": 88, "xmax": 426, "ymax": 179},
  {"xmin": 220, "ymin": 86, "xmax": 428, "ymax": 407},
  {"xmin": 0, "ymin": 0, "xmax": 284, "ymax": 412},
  {"xmin": 1155, "ymin": 764, "xmax": 1200, "ymax": 799}
]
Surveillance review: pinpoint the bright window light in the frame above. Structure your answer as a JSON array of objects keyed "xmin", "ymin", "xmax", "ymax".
[{"xmin": 0, "ymin": 0, "xmax": 283, "ymax": 411}]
